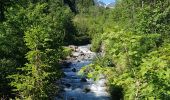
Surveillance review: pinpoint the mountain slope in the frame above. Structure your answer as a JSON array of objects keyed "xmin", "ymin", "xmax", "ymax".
[
  {"xmin": 107, "ymin": 2, "xmax": 115, "ymax": 8},
  {"xmin": 94, "ymin": 0, "xmax": 115, "ymax": 8}
]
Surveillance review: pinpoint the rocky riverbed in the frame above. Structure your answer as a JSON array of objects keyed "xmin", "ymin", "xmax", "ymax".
[{"xmin": 55, "ymin": 44, "xmax": 110, "ymax": 100}]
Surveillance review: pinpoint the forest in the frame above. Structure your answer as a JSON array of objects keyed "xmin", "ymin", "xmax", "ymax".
[{"xmin": 0, "ymin": 0, "xmax": 170, "ymax": 100}]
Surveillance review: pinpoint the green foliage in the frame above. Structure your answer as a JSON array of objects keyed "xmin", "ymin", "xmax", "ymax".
[
  {"xmin": 112, "ymin": 0, "xmax": 170, "ymax": 39},
  {"xmin": 83, "ymin": 25, "xmax": 170, "ymax": 99},
  {"xmin": 91, "ymin": 34, "xmax": 102, "ymax": 52},
  {"xmin": 101, "ymin": 29, "xmax": 169, "ymax": 99},
  {"xmin": 61, "ymin": 47, "xmax": 72, "ymax": 59},
  {"xmin": 138, "ymin": 44, "xmax": 170, "ymax": 99},
  {"xmin": 8, "ymin": 2, "xmax": 69, "ymax": 99},
  {"xmin": 0, "ymin": 0, "xmax": 74, "ymax": 99},
  {"xmin": 79, "ymin": 0, "xmax": 170, "ymax": 99},
  {"xmin": 1, "ymin": 0, "xmax": 170, "ymax": 99},
  {"xmin": 0, "ymin": 1, "xmax": 28, "ymax": 98},
  {"xmin": 75, "ymin": 0, "xmax": 94, "ymax": 13}
]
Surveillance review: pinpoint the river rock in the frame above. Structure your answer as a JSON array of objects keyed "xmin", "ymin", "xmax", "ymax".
[
  {"xmin": 80, "ymin": 78, "xmax": 87, "ymax": 82},
  {"xmin": 65, "ymin": 83, "xmax": 71, "ymax": 88},
  {"xmin": 83, "ymin": 87, "xmax": 91, "ymax": 93},
  {"xmin": 63, "ymin": 61, "xmax": 71, "ymax": 67},
  {"xmin": 72, "ymin": 68, "xmax": 76, "ymax": 72},
  {"xmin": 70, "ymin": 97, "xmax": 76, "ymax": 100},
  {"xmin": 72, "ymin": 52, "xmax": 80, "ymax": 57},
  {"xmin": 75, "ymin": 48, "xmax": 80, "ymax": 52},
  {"xmin": 80, "ymin": 53, "xmax": 85, "ymax": 56},
  {"xmin": 66, "ymin": 56, "xmax": 71, "ymax": 59}
]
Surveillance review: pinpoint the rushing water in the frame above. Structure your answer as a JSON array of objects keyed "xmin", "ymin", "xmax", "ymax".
[{"xmin": 56, "ymin": 44, "xmax": 110, "ymax": 100}]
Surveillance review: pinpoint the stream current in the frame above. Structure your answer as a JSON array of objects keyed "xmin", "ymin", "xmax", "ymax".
[{"xmin": 56, "ymin": 44, "xmax": 110, "ymax": 100}]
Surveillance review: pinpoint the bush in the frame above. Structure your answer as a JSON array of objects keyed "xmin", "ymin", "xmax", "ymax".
[{"xmin": 61, "ymin": 47, "xmax": 72, "ymax": 59}]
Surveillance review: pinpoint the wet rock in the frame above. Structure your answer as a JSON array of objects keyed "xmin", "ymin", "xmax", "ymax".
[
  {"xmin": 70, "ymin": 97, "xmax": 76, "ymax": 100},
  {"xmin": 72, "ymin": 68, "xmax": 76, "ymax": 72},
  {"xmin": 63, "ymin": 66, "xmax": 71, "ymax": 68},
  {"xmin": 63, "ymin": 61, "xmax": 71, "ymax": 67},
  {"xmin": 61, "ymin": 72, "xmax": 67, "ymax": 77},
  {"xmin": 83, "ymin": 87, "xmax": 91, "ymax": 93},
  {"xmin": 80, "ymin": 53, "xmax": 85, "ymax": 56},
  {"xmin": 80, "ymin": 78, "xmax": 87, "ymax": 82},
  {"xmin": 65, "ymin": 83, "xmax": 71, "ymax": 88},
  {"xmin": 75, "ymin": 48, "xmax": 79, "ymax": 52},
  {"xmin": 72, "ymin": 52, "xmax": 80, "ymax": 57}
]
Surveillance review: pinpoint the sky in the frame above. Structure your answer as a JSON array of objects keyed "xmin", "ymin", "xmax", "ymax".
[{"xmin": 98, "ymin": 0, "xmax": 115, "ymax": 5}]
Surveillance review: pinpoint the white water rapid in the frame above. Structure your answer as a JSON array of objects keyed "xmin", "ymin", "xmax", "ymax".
[{"xmin": 55, "ymin": 44, "xmax": 110, "ymax": 100}]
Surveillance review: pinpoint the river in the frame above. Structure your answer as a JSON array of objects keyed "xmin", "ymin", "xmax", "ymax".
[{"xmin": 55, "ymin": 44, "xmax": 110, "ymax": 100}]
